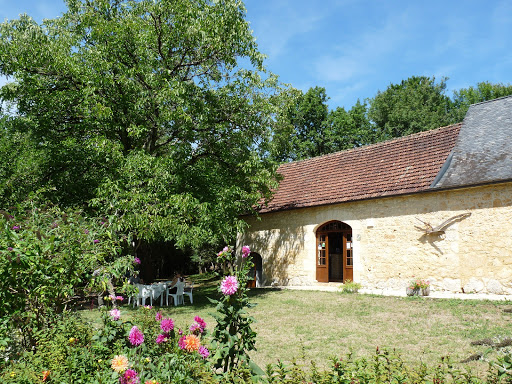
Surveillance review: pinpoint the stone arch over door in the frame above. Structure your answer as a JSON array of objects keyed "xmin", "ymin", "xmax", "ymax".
[{"xmin": 316, "ymin": 221, "xmax": 353, "ymax": 283}]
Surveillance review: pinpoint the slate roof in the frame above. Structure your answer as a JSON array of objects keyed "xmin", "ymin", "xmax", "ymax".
[
  {"xmin": 259, "ymin": 123, "xmax": 462, "ymax": 213},
  {"xmin": 432, "ymin": 96, "xmax": 512, "ymax": 189}
]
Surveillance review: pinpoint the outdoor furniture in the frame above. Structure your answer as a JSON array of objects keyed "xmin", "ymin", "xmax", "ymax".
[
  {"xmin": 159, "ymin": 281, "xmax": 173, "ymax": 306},
  {"xmin": 166, "ymin": 280, "xmax": 185, "ymax": 306},
  {"xmin": 183, "ymin": 283, "xmax": 193, "ymax": 304},
  {"xmin": 133, "ymin": 284, "xmax": 153, "ymax": 307}
]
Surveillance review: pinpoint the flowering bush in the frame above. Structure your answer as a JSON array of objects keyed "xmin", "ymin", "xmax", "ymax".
[
  {"xmin": 1, "ymin": 306, "xmax": 215, "ymax": 383},
  {"xmin": 0, "ymin": 203, "xmax": 131, "ymax": 355},
  {"xmin": 210, "ymin": 245, "xmax": 261, "ymax": 376}
]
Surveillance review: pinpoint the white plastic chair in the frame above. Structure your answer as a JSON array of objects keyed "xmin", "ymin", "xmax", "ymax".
[
  {"xmin": 166, "ymin": 280, "xmax": 184, "ymax": 306},
  {"xmin": 184, "ymin": 283, "xmax": 193, "ymax": 304},
  {"xmin": 133, "ymin": 284, "xmax": 153, "ymax": 307},
  {"xmin": 160, "ymin": 281, "xmax": 173, "ymax": 306}
]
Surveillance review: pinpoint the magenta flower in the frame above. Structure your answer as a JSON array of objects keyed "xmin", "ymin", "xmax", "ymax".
[
  {"xmin": 128, "ymin": 326, "xmax": 144, "ymax": 346},
  {"xmin": 119, "ymin": 369, "xmax": 139, "ymax": 384},
  {"xmin": 84, "ymin": 229, "xmax": 89, "ymax": 234},
  {"xmin": 155, "ymin": 312, "xmax": 163, "ymax": 322},
  {"xmin": 189, "ymin": 322, "xmax": 202, "ymax": 334},
  {"xmin": 109, "ymin": 308, "xmax": 121, "ymax": 321},
  {"xmin": 242, "ymin": 245, "xmax": 251, "ymax": 258},
  {"xmin": 194, "ymin": 316, "xmax": 207, "ymax": 331},
  {"xmin": 160, "ymin": 318, "xmax": 174, "ymax": 333},
  {"xmin": 93, "ymin": 239, "xmax": 100, "ymax": 244},
  {"xmin": 155, "ymin": 334, "xmax": 168, "ymax": 344},
  {"xmin": 7, "ymin": 247, "xmax": 13, "ymax": 251},
  {"xmin": 220, "ymin": 275, "xmax": 238, "ymax": 295},
  {"xmin": 133, "ymin": 257, "xmax": 141, "ymax": 265},
  {"xmin": 190, "ymin": 316, "xmax": 207, "ymax": 334},
  {"xmin": 217, "ymin": 246, "xmax": 231, "ymax": 258},
  {"xmin": 12, "ymin": 225, "xmax": 20, "ymax": 230},
  {"xmin": 178, "ymin": 335, "xmax": 186, "ymax": 350},
  {"xmin": 199, "ymin": 345, "xmax": 210, "ymax": 359}
]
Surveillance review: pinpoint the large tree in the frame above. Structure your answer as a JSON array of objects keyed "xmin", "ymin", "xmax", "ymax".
[
  {"xmin": 0, "ymin": 0, "xmax": 280, "ymax": 247},
  {"xmin": 367, "ymin": 76, "xmax": 455, "ymax": 139}
]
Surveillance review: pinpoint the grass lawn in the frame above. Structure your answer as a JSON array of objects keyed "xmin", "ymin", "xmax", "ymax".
[{"xmin": 78, "ymin": 275, "xmax": 512, "ymax": 376}]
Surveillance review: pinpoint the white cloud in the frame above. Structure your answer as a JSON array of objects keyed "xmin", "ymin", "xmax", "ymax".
[
  {"xmin": 246, "ymin": 0, "xmax": 332, "ymax": 60},
  {"xmin": 312, "ymin": 6, "xmax": 413, "ymax": 84}
]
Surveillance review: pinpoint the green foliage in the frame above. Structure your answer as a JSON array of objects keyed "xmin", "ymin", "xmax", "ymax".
[
  {"xmin": 210, "ymin": 246, "xmax": 260, "ymax": 375},
  {"xmin": 326, "ymin": 99, "xmax": 374, "ymax": 150},
  {"xmin": 261, "ymin": 349, "xmax": 497, "ymax": 384},
  {"xmin": 368, "ymin": 76, "xmax": 455, "ymax": 139},
  {"xmin": 0, "ymin": 115, "xmax": 44, "ymax": 207},
  {"xmin": 452, "ymin": 81, "xmax": 512, "ymax": 122},
  {"xmin": 269, "ymin": 78, "xmax": 512, "ymax": 164},
  {"xmin": 0, "ymin": 0, "xmax": 280, "ymax": 247},
  {"xmin": 338, "ymin": 279, "xmax": 361, "ymax": 294},
  {"xmin": 271, "ymin": 86, "xmax": 330, "ymax": 161},
  {"xmin": 1, "ymin": 306, "xmax": 215, "ymax": 383},
  {"xmin": 0, "ymin": 203, "xmax": 129, "ymax": 354}
]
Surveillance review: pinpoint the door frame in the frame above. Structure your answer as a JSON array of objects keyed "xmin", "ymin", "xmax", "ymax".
[{"xmin": 315, "ymin": 221, "xmax": 353, "ymax": 283}]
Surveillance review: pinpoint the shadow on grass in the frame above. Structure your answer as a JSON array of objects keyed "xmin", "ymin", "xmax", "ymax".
[{"xmin": 75, "ymin": 274, "xmax": 285, "ymax": 326}]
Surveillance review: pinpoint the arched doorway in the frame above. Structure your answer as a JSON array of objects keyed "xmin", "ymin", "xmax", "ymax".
[
  {"xmin": 247, "ymin": 253, "xmax": 263, "ymax": 288},
  {"xmin": 316, "ymin": 221, "xmax": 353, "ymax": 283}
]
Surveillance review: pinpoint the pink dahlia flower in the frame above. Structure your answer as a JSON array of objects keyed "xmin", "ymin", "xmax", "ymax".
[
  {"xmin": 155, "ymin": 334, "xmax": 168, "ymax": 344},
  {"xmin": 220, "ymin": 275, "xmax": 238, "ymax": 296},
  {"xmin": 155, "ymin": 312, "xmax": 163, "ymax": 322},
  {"xmin": 189, "ymin": 322, "xmax": 202, "ymax": 334},
  {"xmin": 109, "ymin": 308, "xmax": 121, "ymax": 321},
  {"xmin": 198, "ymin": 345, "xmax": 210, "ymax": 359},
  {"xmin": 128, "ymin": 326, "xmax": 144, "ymax": 346},
  {"xmin": 120, "ymin": 369, "xmax": 140, "ymax": 384},
  {"xmin": 194, "ymin": 316, "xmax": 207, "ymax": 331},
  {"xmin": 160, "ymin": 318, "xmax": 174, "ymax": 333},
  {"xmin": 241, "ymin": 245, "xmax": 251, "ymax": 258},
  {"xmin": 178, "ymin": 335, "xmax": 186, "ymax": 350}
]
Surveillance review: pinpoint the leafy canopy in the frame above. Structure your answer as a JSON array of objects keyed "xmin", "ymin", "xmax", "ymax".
[{"xmin": 0, "ymin": 0, "xmax": 281, "ymax": 247}]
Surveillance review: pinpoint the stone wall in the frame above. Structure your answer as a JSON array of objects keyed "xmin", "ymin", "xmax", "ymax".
[{"xmin": 238, "ymin": 182, "xmax": 512, "ymax": 294}]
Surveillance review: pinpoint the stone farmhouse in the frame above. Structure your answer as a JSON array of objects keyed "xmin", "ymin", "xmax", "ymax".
[{"xmin": 238, "ymin": 96, "xmax": 512, "ymax": 294}]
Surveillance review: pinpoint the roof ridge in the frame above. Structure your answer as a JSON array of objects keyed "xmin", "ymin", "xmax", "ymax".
[
  {"xmin": 466, "ymin": 94, "xmax": 512, "ymax": 107},
  {"xmin": 262, "ymin": 122, "xmax": 462, "ymax": 213},
  {"xmin": 280, "ymin": 122, "xmax": 463, "ymax": 168}
]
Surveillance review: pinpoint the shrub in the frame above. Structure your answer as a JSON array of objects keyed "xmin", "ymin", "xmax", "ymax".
[
  {"xmin": 0, "ymin": 203, "xmax": 130, "ymax": 357},
  {"xmin": 338, "ymin": 279, "xmax": 362, "ymax": 294}
]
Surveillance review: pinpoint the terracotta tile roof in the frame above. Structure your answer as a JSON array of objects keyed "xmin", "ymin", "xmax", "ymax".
[{"xmin": 260, "ymin": 123, "xmax": 462, "ymax": 213}]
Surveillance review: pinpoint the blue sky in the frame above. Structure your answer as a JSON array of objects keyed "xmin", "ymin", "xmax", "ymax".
[{"xmin": 2, "ymin": 0, "xmax": 512, "ymax": 109}]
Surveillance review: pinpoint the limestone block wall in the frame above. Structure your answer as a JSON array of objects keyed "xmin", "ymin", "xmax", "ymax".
[{"xmin": 238, "ymin": 182, "xmax": 512, "ymax": 294}]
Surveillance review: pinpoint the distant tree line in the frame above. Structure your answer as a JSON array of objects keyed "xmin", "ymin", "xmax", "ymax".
[{"xmin": 268, "ymin": 77, "xmax": 512, "ymax": 162}]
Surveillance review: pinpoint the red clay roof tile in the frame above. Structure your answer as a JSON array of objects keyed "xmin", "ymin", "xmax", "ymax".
[{"xmin": 259, "ymin": 123, "xmax": 461, "ymax": 213}]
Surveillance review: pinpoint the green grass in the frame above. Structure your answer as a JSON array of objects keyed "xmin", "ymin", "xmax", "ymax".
[{"xmin": 77, "ymin": 277, "xmax": 512, "ymax": 375}]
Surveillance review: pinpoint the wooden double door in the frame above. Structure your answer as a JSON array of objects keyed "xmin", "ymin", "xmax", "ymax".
[{"xmin": 316, "ymin": 221, "xmax": 353, "ymax": 283}]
